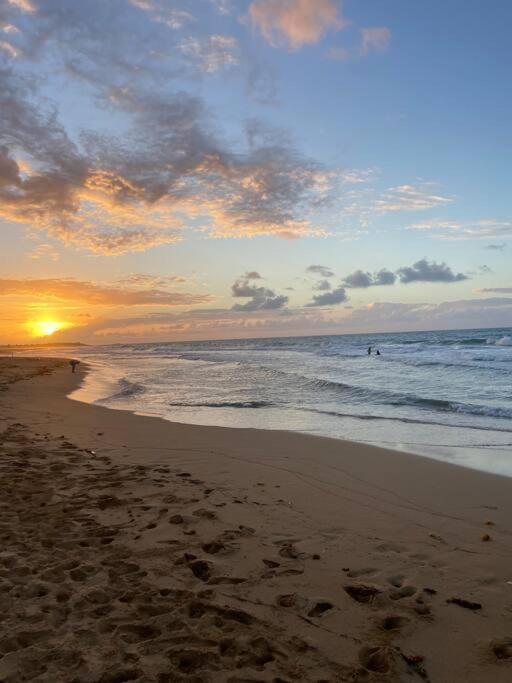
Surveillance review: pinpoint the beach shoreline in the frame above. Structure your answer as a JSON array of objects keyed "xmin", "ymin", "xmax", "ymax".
[{"xmin": 1, "ymin": 356, "xmax": 512, "ymax": 681}]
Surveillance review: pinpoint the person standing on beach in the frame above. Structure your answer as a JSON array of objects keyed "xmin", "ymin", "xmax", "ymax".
[
  {"xmin": 367, "ymin": 346, "xmax": 372, "ymax": 355},
  {"xmin": 69, "ymin": 359, "xmax": 80, "ymax": 373}
]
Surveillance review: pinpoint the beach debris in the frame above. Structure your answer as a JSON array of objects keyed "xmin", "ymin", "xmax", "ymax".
[
  {"xmin": 446, "ymin": 597, "xmax": 482, "ymax": 610},
  {"xmin": 485, "ymin": 520, "xmax": 495, "ymax": 526},
  {"xmin": 481, "ymin": 533, "xmax": 492, "ymax": 542},
  {"xmin": 344, "ymin": 583, "xmax": 382, "ymax": 603}
]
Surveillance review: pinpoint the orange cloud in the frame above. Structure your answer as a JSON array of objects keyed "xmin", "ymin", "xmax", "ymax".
[
  {"xmin": 0, "ymin": 278, "xmax": 211, "ymax": 307},
  {"xmin": 248, "ymin": 0, "xmax": 345, "ymax": 50}
]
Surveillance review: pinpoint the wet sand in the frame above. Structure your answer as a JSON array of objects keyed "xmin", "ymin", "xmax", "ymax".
[{"xmin": 0, "ymin": 357, "xmax": 511, "ymax": 682}]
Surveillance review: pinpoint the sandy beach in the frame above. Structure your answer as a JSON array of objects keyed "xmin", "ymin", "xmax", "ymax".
[{"xmin": 0, "ymin": 357, "xmax": 511, "ymax": 682}]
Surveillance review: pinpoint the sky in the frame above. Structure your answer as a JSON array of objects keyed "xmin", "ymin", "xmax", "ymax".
[{"xmin": 1, "ymin": 0, "xmax": 511, "ymax": 344}]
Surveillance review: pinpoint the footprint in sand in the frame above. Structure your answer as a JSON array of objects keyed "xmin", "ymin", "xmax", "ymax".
[
  {"xmin": 380, "ymin": 614, "xmax": 410, "ymax": 631},
  {"xmin": 344, "ymin": 583, "xmax": 382, "ymax": 603},
  {"xmin": 491, "ymin": 637, "xmax": 512, "ymax": 660},
  {"xmin": 346, "ymin": 567, "xmax": 377, "ymax": 578},
  {"xmin": 389, "ymin": 585, "xmax": 417, "ymax": 601},
  {"xmin": 387, "ymin": 573, "xmax": 405, "ymax": 587}
]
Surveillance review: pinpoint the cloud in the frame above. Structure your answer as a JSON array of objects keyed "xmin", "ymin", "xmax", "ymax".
[
  {"xmin": 179, "ymin": 35, "xmax": 238, "ymax": 73},
  {"xmin": 0, "ymin": 64, "xmax": 332, "ymax": 252},
  {"xmin": 343, "ymin": 268, "xmax": 396, "ymax": 288},
  {"xmin": 486, "ymin": 243, "xmax": 507, "ymax": 250},
  {"xmin": 375, "ymin": 184, "xmax": 452, "ymax": 213},
  {"xmin": 0, "ymin": 2, "xmax": 342, "ymax": 254},
  {"xmin": 409, "ymin": 219, "xmax": 512, "ymax": 241},
  {"xmin": 397, "ymin": 259, "xmax": 468, "ymax": 284},
  {"xmin": 306, "ymin": 285, "xmax": 347, "ymax": 307},
  {"xmin": 244, "ymin": 271, "xmax": 263, "ymax": 280},
  {"xmin": 0, "ymin": 278, "xmax": 210, "ymax": 306},
  {"xmin": 313, "ymin": 279, "xmax": 331, "ymax": 291},
  {"xmin": 231, "ymin": 274, "xmax": 288, "ymax": 311},
  {"xmin": 115, "ymin": 273, "xmax": 187, "ymax": 287},
  {"xmin": 246, "ymin": 62, "xmax": 279, "ymax": 105},
  {"xmin": 477, "ymin": 287, "xmax": 512, "ymax": 294},
  {"xmin": 26, "ymin": 243, "xmax": 60, "ymax": 261},
  {"xmin": 361, "ymin": 27, "xmax": 391, "ymax": 55},
  {"xmin": 329, "ymin": 26, "xmax": 391, "ymax": 62},
  {"xmin": 209, "ymin": 0, "xmax": 233, "ymax": 15},
  {"xmin": 248, "ymin": 0, "xmax": 345, "ymax": 50},
  {"xmin": 306, "ymin": 264, "xmax": 334, "ymax": 277},
  {"xmin": 128, "ymin": 1, "xmax": 194, "ymax": 29},
  {"xmin": 344, "ymin": 298, "xmax": 512, "ymax": 332}
]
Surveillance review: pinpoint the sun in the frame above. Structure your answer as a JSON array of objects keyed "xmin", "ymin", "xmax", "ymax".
[{"xmin": 29, "ymin": 320, "xmax": 67, "ymax": 337}]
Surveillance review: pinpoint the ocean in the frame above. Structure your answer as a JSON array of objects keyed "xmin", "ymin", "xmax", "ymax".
[{"xmin": 67, "ymin": 327, "xmax": 512, "ymax": 477}]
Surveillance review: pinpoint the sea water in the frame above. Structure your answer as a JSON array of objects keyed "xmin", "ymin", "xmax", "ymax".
[{"xmin": 67, "ymin": 327, "xmax": 512, "ymax": 476}]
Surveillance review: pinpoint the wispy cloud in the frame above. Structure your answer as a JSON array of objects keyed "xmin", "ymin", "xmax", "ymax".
[
  {"xmin": 477, "ymin": 287, "xmax": 512, "ymax": 294},
  {"xmin": 361, "ymin": 27, "xmax": 391, "ymax": 55},
  {"xmin": 27, "ymin": 243, "xmax": 60, "ymax": 261},
  {"xmin": 248, "ymin": 0, "xmax": 345, "ymax": 50},
  {"xmin": 179, "ymin": 35, "xmax": 238, "ymax": 73},
  {"xmin": 0, "ymin": 278, "xmax": 210, "ymax": 306},
  {"xmin": 328, "ymin": 26, "xmax": 391, "ymax": 61},
  {"xmin": 409, "ymin": 218, "xmax": 512, "ymax": 241},
  {"xmin": 375, "ymin": 184, "xmax": 452, "ymax": 213},
  {"xmin": 115, "ymin": 273, "xmax": 187, "ymax": 287},
  {"xmin": 128, "ymin": 0, "xmax": 194, "ymax": 29}
]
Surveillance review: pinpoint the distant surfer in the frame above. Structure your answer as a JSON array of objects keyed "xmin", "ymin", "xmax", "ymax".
[
  {"xmin": 367, "ymin": 346, "xmax": 372, "ymax": 355},
  {"xmin": 376, "ymin": 350, "xmax": 381, "ymax": 356},
  {"xmin": 69, "ymin": 359, "xmax": 80, "ymax": 373}
]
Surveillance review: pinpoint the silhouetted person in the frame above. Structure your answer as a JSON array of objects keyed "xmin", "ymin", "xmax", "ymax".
[
  {"xmin": 367, "ymin": 346, "xmax": 372, "ymax": 355},
  {"xmin": 376, "ymin": 350, "xmax": 381, "ymax": 356},
  {"xmin": 69, "ymin": 359, "xmax": 80, "ymax": 373}
]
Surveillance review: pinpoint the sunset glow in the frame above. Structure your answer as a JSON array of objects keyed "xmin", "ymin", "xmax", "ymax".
[
  {"xmin": 0, "ymin": 0, "xmax": 510, "ymax": 346},
  {"xmin": 28, "ymin": 320, "xmax": 68, "ymax": 338}
]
